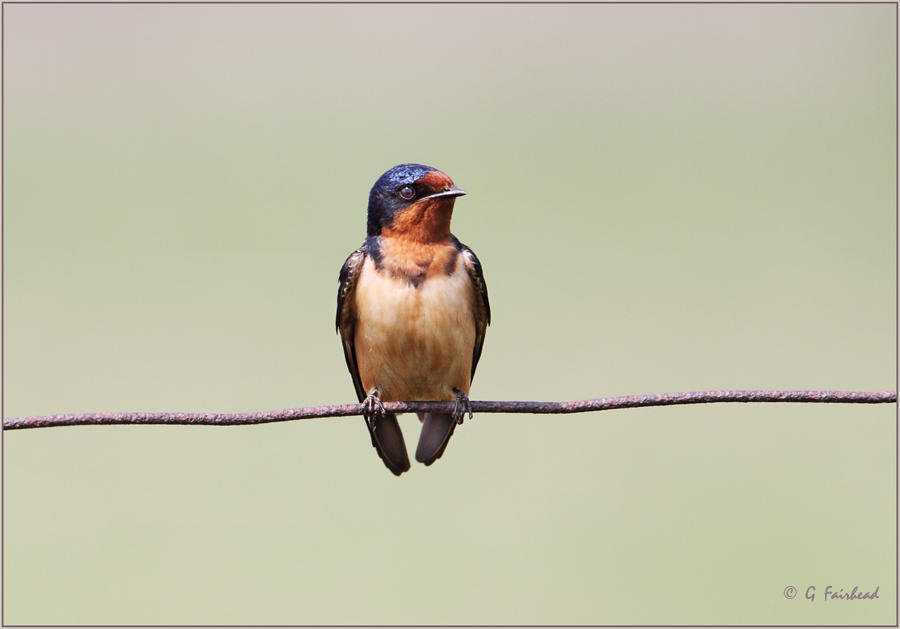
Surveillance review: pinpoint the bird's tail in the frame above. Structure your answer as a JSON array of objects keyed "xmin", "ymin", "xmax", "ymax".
[
  {"xmin": 415, "ymin": 412, "xmax": 458, "ymax": 465},
  {"xmin": 367, "ymin": 413, "xmax": 410, "ymax": 476}
]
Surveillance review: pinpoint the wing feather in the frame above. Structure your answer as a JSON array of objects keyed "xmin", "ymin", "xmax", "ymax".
[
  {"xmin": 336, "ymin": 245, "xmax": 368, "ymax": 402},
  {"xmin": 457, "ymin": 242, "xmax": 490, "ymax": 379}
]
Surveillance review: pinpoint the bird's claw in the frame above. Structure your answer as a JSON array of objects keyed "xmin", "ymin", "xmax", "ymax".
[
  {"xmin": 452, "ymin": 389, "xmax": 473, "ymax": 425},
  {"xmin": 362, "ymin": 389, "xmax": 385, "ymax": 431}
]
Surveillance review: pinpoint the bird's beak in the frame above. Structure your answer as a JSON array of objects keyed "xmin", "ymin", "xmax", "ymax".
[{"xmin": 423, "ymin": 187, "xmax": 467, "ymax": 200}]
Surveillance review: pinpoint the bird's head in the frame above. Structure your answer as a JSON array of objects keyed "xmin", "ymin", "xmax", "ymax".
[{"xmin": 367, "ymin": 163, "xmax": 466, "ymax": 242}]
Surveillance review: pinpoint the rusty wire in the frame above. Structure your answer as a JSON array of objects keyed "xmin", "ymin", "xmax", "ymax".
[{"xmin": 3, "ymin": 389, "xmax": 895, "ymax": 431}]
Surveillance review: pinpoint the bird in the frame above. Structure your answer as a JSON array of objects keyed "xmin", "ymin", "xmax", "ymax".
[{"xmin": 336, "ymin": 163, "xmax": 490, "ymax": 475}]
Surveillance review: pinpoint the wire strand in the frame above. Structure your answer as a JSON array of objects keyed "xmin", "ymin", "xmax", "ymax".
[{"xmin": 3, "ymin": 389, "xmax": 895, "ymax": 430}]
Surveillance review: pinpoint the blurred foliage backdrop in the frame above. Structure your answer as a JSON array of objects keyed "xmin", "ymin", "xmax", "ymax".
[{"xmin": 3, "ymin": 3, "xmax": 895, "ymax": 625}]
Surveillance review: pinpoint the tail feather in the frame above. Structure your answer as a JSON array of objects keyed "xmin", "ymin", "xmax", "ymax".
[
  {"xmin": 415, "ymin": 412, "xmax": 458, "ymax": 465},
  {"xmin": 367, "ymin": 413, "xmax": 410, "ymax": 476}
]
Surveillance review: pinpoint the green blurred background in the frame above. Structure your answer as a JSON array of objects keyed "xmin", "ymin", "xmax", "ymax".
[{"xmin": 3, "ymin": 3, "xmax": 895, "ymax": 625}]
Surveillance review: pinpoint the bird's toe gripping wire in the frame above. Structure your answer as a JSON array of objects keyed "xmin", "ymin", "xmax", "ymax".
[
  {"xmin": 362, "ymin": 388, "xmax": 386, "ymax": 431},
  {"xmin": 452, "ymin": 388, "xmax": 473, "ymax": 425}
]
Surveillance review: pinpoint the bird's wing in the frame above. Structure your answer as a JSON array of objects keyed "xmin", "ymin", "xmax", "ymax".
[
  {"xmin": 336, "ymin": 244, "xmax": 368, "ymax": 402},
  {"xmin": 458, "ymin": 242, "xmax": 491, "ymax": 379}
]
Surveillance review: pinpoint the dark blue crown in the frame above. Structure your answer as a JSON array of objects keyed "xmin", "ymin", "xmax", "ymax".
[{"xmin": 371, "ymin": 163, "xmax": 435, "ymax": 192}]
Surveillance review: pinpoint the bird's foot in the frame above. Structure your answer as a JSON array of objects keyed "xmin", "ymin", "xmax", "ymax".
[
  {"xmin": 362, "ymin": 388, "xmax": 385, "ymax": 431},
  {"xmin": 451, "ymin": 388, "xmax": 473, "ymax": 425}
]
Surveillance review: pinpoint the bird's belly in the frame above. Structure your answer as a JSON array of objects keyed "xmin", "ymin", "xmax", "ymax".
[{"xmin": 354, "ymin": 260, "xmax": 475, "ymax": 402}]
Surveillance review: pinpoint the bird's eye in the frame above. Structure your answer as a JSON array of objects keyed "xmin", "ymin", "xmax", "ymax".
[{"xmin": 398, "ymin": 186, "xmax": 415, "ymax": 200}]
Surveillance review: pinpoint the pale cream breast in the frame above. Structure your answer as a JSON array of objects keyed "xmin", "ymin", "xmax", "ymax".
[{"xmin": 353, "ymin": 255, "xmax": 476, "ymax": 402}]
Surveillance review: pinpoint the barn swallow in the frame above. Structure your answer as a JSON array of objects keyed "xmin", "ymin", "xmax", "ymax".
[{"xmin": 336, "ymin": 164, "xmax": 490, "ymax": 475}]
